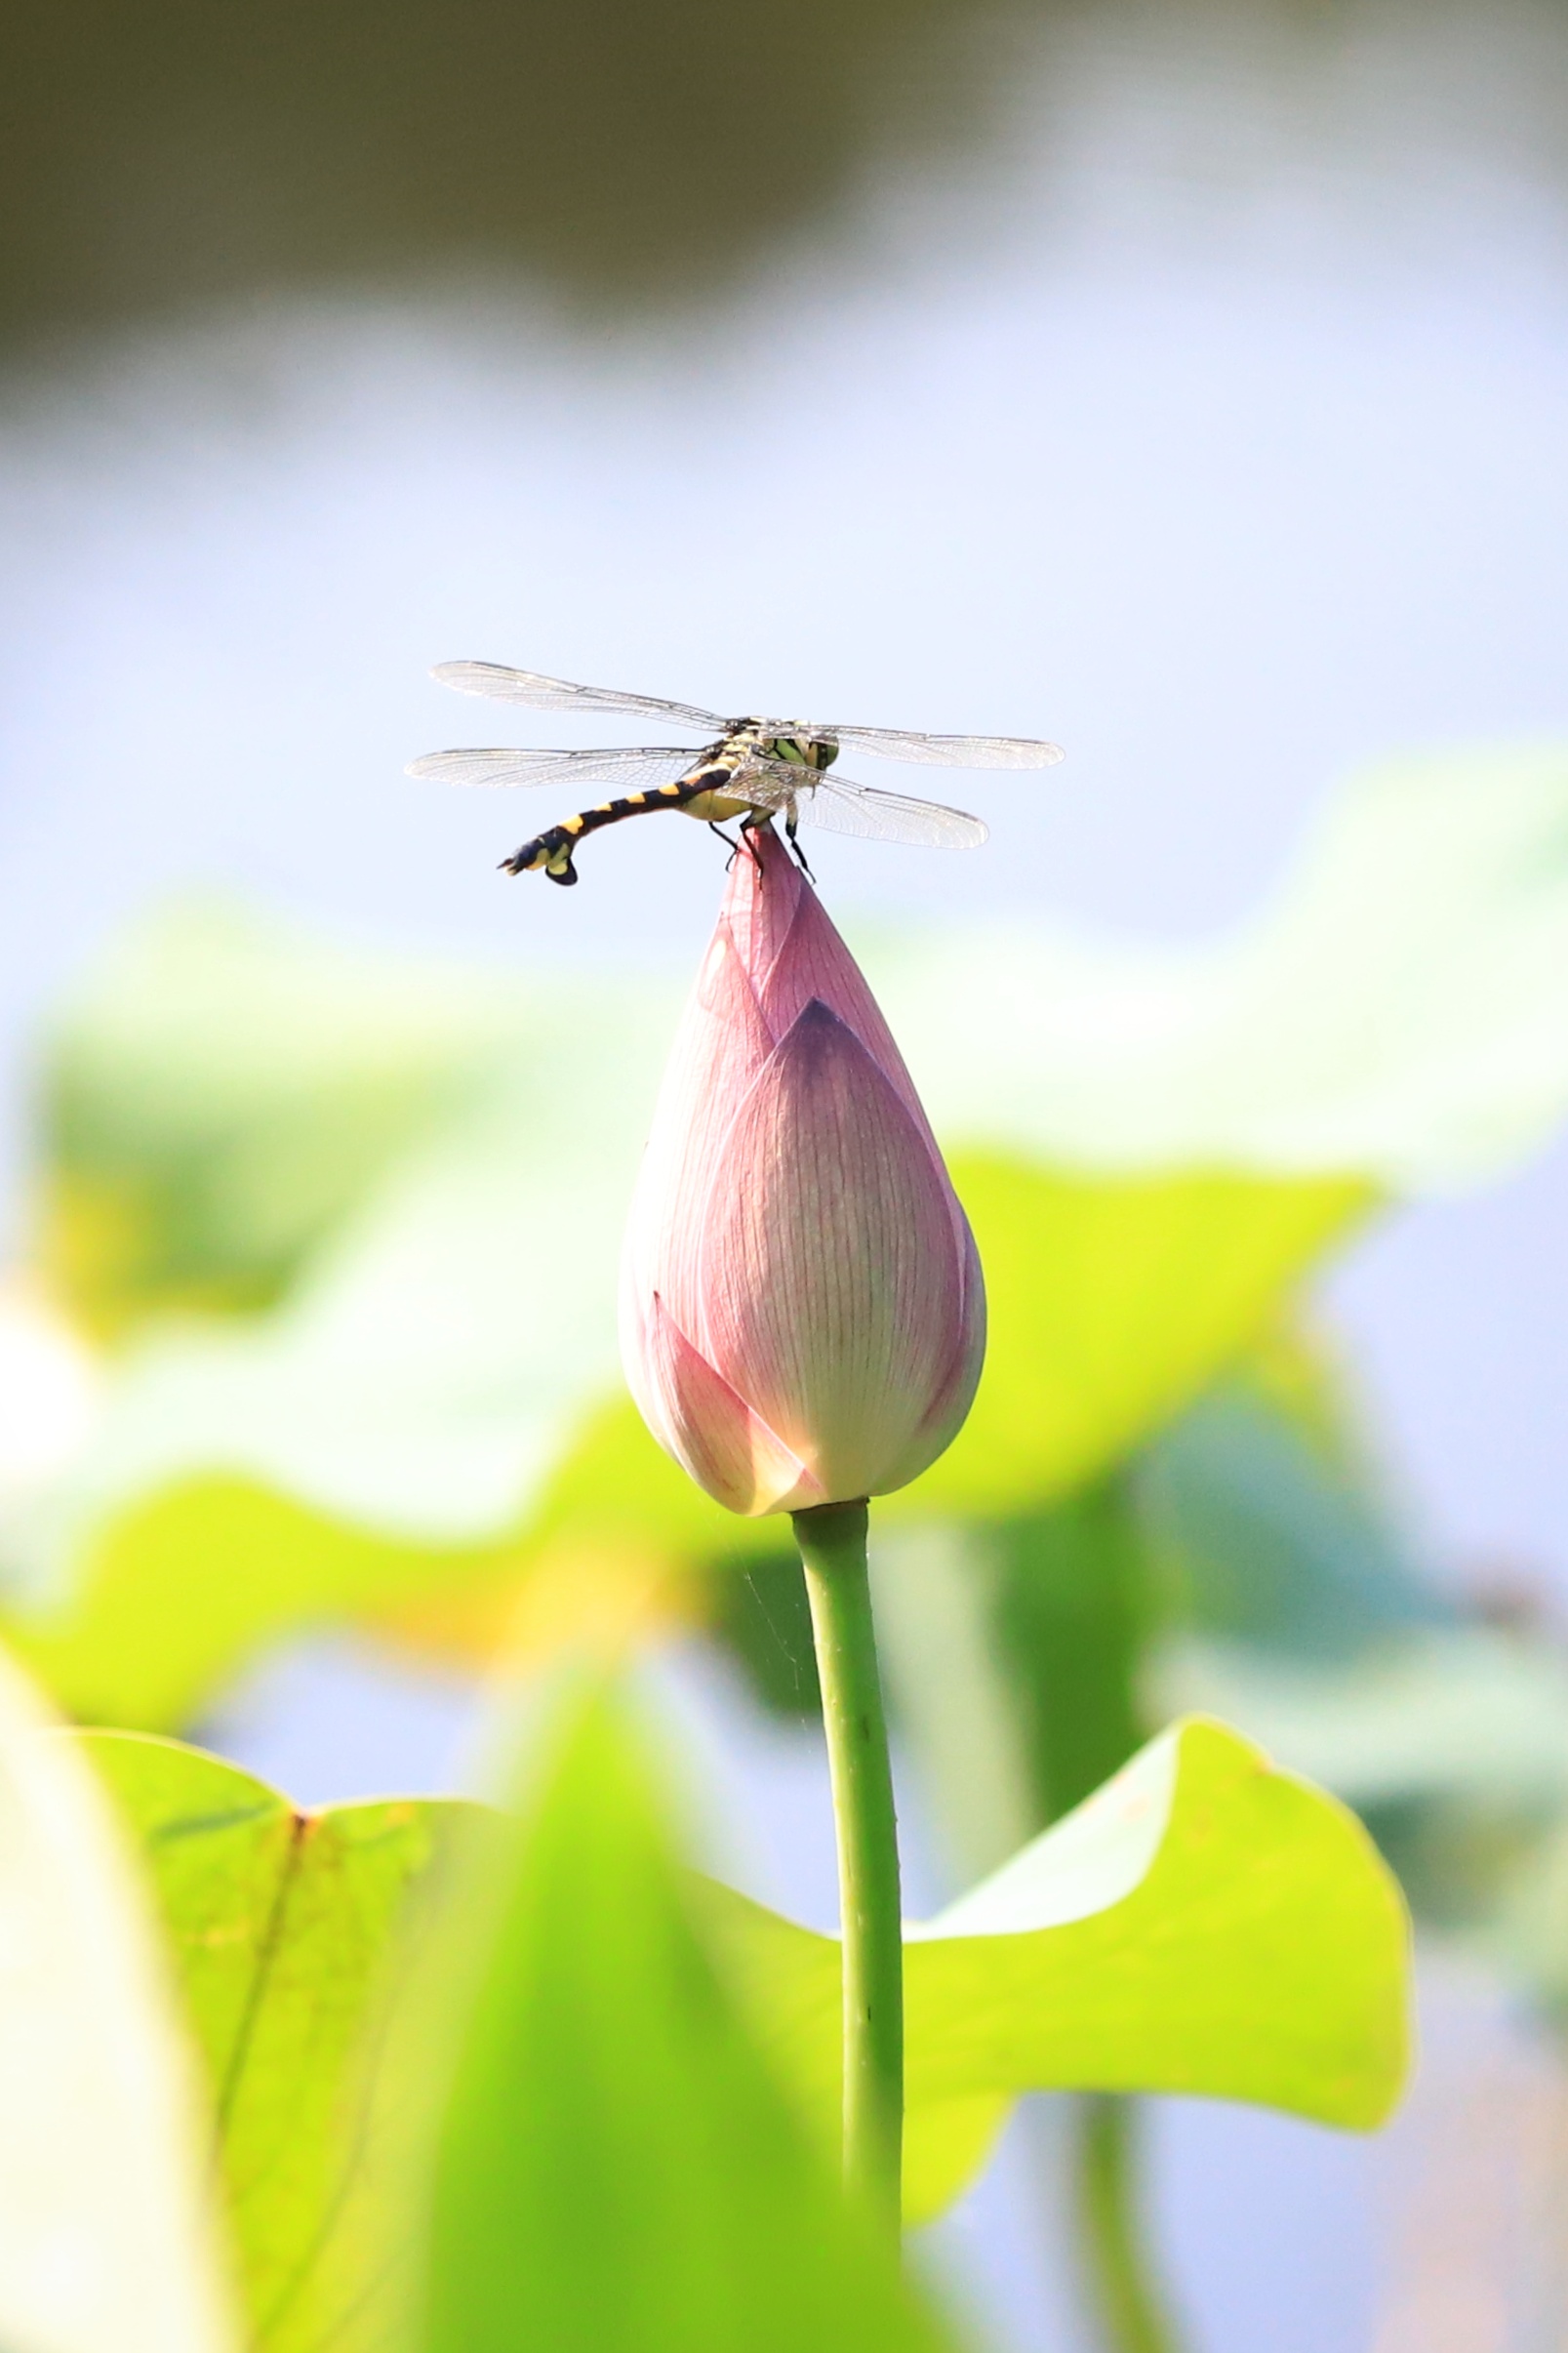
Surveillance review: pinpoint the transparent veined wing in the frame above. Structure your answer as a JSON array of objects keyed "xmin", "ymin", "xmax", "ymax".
[
  {"xmin": 746, "ymin": 760, "xmax": 987, "ymax": 848},
  {"xmin": 815, "ymin": 722, "xmax": 1064, "ymax": 769},
  {"xmin": 721, "ymin": 761, "xmax": 795, "ymax": 813},
  {"xmin": 804, "ymin": 777, "xmax": 987, "ymax": 847},
  {"xmin": 430, "ymin": 662, "xmax": 724, "ymax": 732},
  {"xmin": 406, "ymin": 746, "xmax": 704, "ymax": 791}
]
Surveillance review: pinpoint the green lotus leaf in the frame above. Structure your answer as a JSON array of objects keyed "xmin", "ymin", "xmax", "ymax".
[
  {"xmin": 0, "ymin": 1655, "xmax": 235, "ymax": 2353},
  {"xmin": 66, "ymin": 1701, "xmax": 1407, "ymax": 2330},
  {"xmin": 41, "ymin": 902, "xmax": 533, "ymax": 1340},
  {"xmin": 72, "ymin": 1726, "xmax": 479, "ymax": 2352},
  {"xmin": 19, "ymin": 1478, "xmax": 530, "ymax": 1727},
  {"xmin": 7, "ymin": 1160, "xmax": 1369, "ymax": 1726},
  {"xmin": 1154, "ymin": 1625, "xmax": 1568, "ymax": 2023},
  {"xmin": 16, "ymin": 740, "xmax": 1568, "ymax": 1723},
  {"xmin": 1155, "ymin": 1629, "xmax": 1568, "ymax": 1817},
  {"xmin": 411, "ymin": 1684, "xmax": 954, "ymax": 2353},
  {"xmin": 706, "ymin": 1713, "xmax": 1411, "ymax": 2221},
  {"xmin": 881, "ymin": 741, "xmax": 1568, "ymax": 1192},
  {"xmin": 1138, "ymin": 1363, "xmax": 1450, "ymax": 1664},
  {"xmin": 888, "ymin": 1158, "xmax": 1369, "ymax": 1520}
]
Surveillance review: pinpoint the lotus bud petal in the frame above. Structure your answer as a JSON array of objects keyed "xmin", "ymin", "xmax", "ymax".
[{"xmin": 621, "ymin": 830, "xmax": 985, "ymax": 1516}]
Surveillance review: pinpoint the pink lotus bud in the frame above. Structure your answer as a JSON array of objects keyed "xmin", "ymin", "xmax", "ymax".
[{"xmin": 621, "ymin": 830, "xmax": 985, "ymax": 1517}]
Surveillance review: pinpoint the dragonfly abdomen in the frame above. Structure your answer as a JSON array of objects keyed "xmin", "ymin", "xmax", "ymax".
[{"xmin": 501, "ymin": 769, "xmax": 740, "ymax": 885}]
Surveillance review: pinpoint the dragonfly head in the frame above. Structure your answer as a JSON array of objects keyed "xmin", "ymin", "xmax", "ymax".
[{"xmin": 759, "ymin": 730, "xmax": 838, "ymax": 773}]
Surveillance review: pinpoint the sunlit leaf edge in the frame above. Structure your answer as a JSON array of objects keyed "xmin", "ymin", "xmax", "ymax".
[{"xmin": 704, "ymin": 1712, "xmax": 1412, "ymax": 2221}]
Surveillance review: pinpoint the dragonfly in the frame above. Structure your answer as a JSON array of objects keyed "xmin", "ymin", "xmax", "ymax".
[{"xmin": 408, "ymin": 662, "xmax": 1065, "ymax": 886}]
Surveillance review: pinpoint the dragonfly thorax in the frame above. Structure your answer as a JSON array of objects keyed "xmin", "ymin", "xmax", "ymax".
[{"xmin": 724, "ymin": 721, "xmax": 838, "ymax": 773}]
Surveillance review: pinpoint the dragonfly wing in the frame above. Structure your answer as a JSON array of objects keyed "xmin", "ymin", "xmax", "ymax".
[
  {"xmin": 406, "ymin": 746, "xmax": 703, "ymax": 790},
  {"xmin": 430, "ymin": 662, "xmax": 724, "ymax": 732},
  {"xmin": 725, "ymin": 760, "xmax": 796, "ymax": 813},
  {"xmin": 788, "ymin": 768, "xmax": 988, "ymax": 849},
  {"xmin": 820, "ymin": 722, "xmax": 1064, "ymax": 769}
]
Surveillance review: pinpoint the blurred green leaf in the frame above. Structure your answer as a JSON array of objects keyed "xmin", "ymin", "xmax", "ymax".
[
  {"xmin": 1139, "ymin": 1373, "xmax": 1449, "ymax": 1664},
  {"xmin": 1485, "ymin": 1806, "xmax": 1568, "ymax": 2022},
  {"xmin": 0, "ymin": 1653, "xmax": 235, "ymax": 2353},
  {"xmin": 4, "ymin": 1172, "xmax": 1368, "ymax": 1730},
  {"xmin": 524, "ymin": 1165, "xmax": 1372, "ymax": 1559},
  {"xmin": 1132, "ymin": 1351, "xmax": 1568, "ymax": 2026},
  {"xmin": 709, "ymin": 1715, "xmax": 1411, "ymax": 2222},
  {"xmin": 414, "ymin": 1684, "xmax": 954, "ymax": 2353},
  {"xmin": 988, "ymin": 1475, "xmax": 1153, "ymax": 1829},
  {"xmin": 59, "ymin": 1697, "xmax": 1409, "ymax": 2334},
  {"xmin": 19, "ymin": 1478, "xmax": 527, "ymax": 1725},
  {"xmin": 74, "ymin": 1727, "xmax": 475, "ymax": 2352},
  {"xmin": 708, "ymin": 1541, "xmax": 824, "ymax": 1723},
  {"xmin": 1155, "ymin": 1627, "xmax": 1568, "ymax": 1818},
  {"xmin": 882, "ymin": 741, "xmax": 1568, "ymax": 1192},
  {"xmin": 42, "ymin": 904, "xmax": 526, "ymax": 1340},
  {"xmin": 724, "ymin": 1338, "xmax": 1444, "ymax": 1866},
  {"xmin": 7, "ymin": 1165, "xmax": 1368, "ymax": 1727},
  {"xmin": 21, "ymin": 740, "xmax": 1568, "ymax": 1720},
  {"xmin": 1154, "ymin": 1623, "xmax": 1568, "ymax": 2021},
  {"xmin": 898, "ymin": 1160, "xmax": 1370, "ymax": 1521}
]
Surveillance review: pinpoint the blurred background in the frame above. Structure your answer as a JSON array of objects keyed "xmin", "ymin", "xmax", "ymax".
[{"xmin": 5, "ymin": 1, "xmax": 1568, "ymax": 2347}]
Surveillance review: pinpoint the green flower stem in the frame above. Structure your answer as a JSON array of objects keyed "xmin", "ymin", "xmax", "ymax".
[
  {"xmin": 793, "ymin": 1498, "xmax": 904, "ymax": 2229},
  {"xmin": 1073, "ymin": 2095, "xmax": 1182, "ymax": 2353}
]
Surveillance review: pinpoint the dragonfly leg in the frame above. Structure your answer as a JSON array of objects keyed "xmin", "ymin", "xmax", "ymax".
[
  {"xmin": 707, "ymin": 819, "xmax": 744, "ymax": 868},
  {"xmin": 737, "ymin": 815, "xmax": 769, "ymax": 875},
  {"xmin": 783, "ymin": 810, "xmax": 816, "ymax": 882}
]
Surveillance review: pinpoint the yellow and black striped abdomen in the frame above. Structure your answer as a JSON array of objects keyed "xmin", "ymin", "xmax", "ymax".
[{"xmin": 501, "ymin": 770, "xmax": 733, "ymax": 886}]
